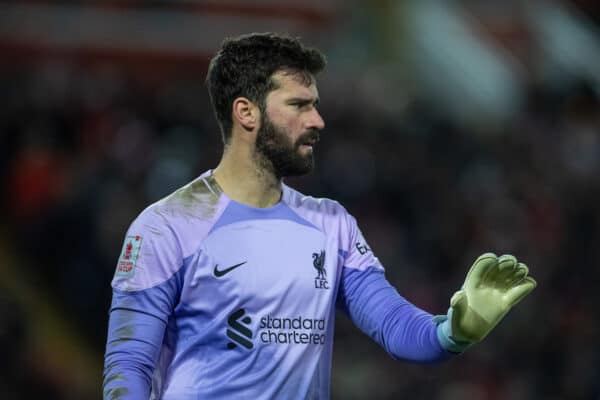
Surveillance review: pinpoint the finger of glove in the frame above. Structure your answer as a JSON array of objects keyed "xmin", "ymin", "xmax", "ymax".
[
  {"xmin": 505, "ymin": 276, "xmax": 537, "ymax": 307},
  {"xmin": 495, "ymin": 254, "xmax": 518, "ymax": 283},
  {"xmin": 450, "ymin": 290, "xmax": 467, "ymax": 310},
  {"xmin": 465, "ymin": 253, "xmax": 497, "ymax": 289},
  {"xmin": 506, "ymin": 263, "xmax": 529, "ymax": 287},
  {"xmin": 449, "ymin": 290, "xmax": 468, "ymax": 326},
  {"xmin": 450, "ymin": 290, "xmax": 479, "ymax": 342}
]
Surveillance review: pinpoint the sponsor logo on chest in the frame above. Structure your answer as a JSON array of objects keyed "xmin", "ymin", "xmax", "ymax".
[{"xmin": 226, "ymin": 309, "xmax": 327, "ymax": 350}]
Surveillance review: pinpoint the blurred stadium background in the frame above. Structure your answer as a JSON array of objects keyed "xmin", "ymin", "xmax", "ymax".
[{"xmin": 1, "ymin": 0, "xmax": 599, "ymax": 399}]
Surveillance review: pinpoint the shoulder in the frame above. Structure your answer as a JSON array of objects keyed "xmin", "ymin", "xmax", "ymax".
[
  {"xmin": 282, "ymin": 184, "xmax": 354, "ymax": 232},
  {"xmin": 112, "ymin": 173, "xmax": 228, "ymax": 291},
  {"xmin": 150, "ymin": 173, "xmax": 224, "ymax": 223},
  {"xmin": 284, "ymin": 185, "xmax": 347, "ymax": 215},
  {"xmin": 132, "ymin": 172, "xmax": 228, "ymax": 256}
]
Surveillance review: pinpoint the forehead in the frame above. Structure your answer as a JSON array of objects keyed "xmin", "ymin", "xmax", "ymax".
[{"xmin": 268, "ymin": 71, "xmax": 319, "ymax": 99}]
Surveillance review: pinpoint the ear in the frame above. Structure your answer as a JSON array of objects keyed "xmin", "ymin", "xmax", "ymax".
[{"xmin": 232, "ymin": 97, "xmax": 259, "ymax": 132}]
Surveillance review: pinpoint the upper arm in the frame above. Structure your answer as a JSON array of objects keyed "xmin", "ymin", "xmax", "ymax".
[
  {"xmin": 111, "ymin": 208, "xmax": 183, "ymax": 293},
  {"xmin": 336, "ymin": 211, "xmax": 384, "ymax": 310}
]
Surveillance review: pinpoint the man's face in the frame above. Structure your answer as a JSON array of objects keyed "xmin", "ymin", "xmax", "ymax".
[{"xmin": 255, "ymin": 71, "xmax": 325, "ymax": 178}]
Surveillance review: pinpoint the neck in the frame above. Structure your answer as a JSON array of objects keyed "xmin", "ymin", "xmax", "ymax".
[{"xmin": 212, "ymin": 143, "xmax": 282, "ymax": 208}]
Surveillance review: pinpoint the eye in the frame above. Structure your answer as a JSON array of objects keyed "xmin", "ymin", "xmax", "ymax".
[{"xmin": 287, "ymin": 99, "xmax": 319, "ymax": 110}]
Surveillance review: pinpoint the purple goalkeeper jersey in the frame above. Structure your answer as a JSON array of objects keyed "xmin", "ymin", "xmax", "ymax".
[{"xmin": 104, "ymin": 171, "xmax": 452, "ymax": 400}]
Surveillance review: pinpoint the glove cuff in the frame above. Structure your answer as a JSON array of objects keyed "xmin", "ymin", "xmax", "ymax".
[{"xmin": 434, "ymin": 309, "xmax": 473, "ymax": 353}]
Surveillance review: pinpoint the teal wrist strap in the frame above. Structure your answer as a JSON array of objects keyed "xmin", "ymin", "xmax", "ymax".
[{"xmin": 434, "ymin": 310, "xmax": 472, "ymax": 354}]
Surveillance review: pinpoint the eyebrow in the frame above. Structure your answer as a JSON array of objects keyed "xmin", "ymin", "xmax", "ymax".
[{"xmin": 286, "ymin": 97, "xmax": 320, "ymax": 106}]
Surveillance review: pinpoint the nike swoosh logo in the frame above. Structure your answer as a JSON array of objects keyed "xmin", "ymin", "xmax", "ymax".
[{"xmin": 214, "ymin": 261, "xmax": 247, "ymax": 277}]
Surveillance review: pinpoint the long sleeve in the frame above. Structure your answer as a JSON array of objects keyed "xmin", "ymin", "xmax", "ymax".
[
  {"xmin": 103, "ymin": 208, "xmax": 184, "ymax": 399},
  {"xmin": 103, "ymin": 288, "xmax": 172, "ymax": 399},
  {"xmin": 337, "ymin": 266, "xmax": 452, "ymax": 362},
  {"xmin": 336, "ymin": 209, "xmax": 455, "ymax": 362},
  {"xmin": 103, "ymin": 270, "xmax": 185, "ymax": 400}
]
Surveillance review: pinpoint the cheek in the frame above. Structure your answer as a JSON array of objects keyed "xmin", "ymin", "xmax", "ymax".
[
  {"xmin": 268, "ymin": 108, "xmax": 289, "ymax": 125},
  {"xmin": 268, "ymin": 111, "xmax": 303, "ymax": 136}
]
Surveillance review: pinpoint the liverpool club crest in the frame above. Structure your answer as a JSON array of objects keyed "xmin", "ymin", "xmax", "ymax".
[{"xmin": 313, "ymin": 250, "xmax": 329, "ymax": 290}]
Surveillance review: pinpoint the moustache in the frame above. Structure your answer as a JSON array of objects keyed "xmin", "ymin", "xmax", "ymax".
[{"xmin": 295, "ymin": 130, "xmax": 320, "ymax": 147}]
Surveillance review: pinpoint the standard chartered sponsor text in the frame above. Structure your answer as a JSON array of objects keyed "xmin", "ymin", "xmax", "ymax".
[{"xmin": 259, "ymin": 315, "xmax": 326, "ymax": 345}]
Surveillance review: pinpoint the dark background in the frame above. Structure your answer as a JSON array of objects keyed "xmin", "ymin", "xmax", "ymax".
[{"xmin": 1, "ymin": 1, "xmax": 599, "ymax": 399}]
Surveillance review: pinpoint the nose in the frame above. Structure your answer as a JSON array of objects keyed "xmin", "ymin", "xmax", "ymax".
[{"xmin": 308, "ymin": 108, "xmax": 325, "ymax": 131}]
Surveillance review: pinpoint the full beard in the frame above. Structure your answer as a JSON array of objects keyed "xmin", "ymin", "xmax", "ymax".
[{"xmin": 255, "ymin": 115, "xmax": 319, "ymax": 179}]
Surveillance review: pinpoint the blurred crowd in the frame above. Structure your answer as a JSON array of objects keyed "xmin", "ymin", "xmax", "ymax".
[{"xmin": 1, "ymin": 43, "xmax": 600, "ymax": 400}]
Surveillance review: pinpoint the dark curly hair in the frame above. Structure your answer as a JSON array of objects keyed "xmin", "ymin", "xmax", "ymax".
[{"xmin": 206, "ymin": 32, "xmax": 327, "ymax": 144}]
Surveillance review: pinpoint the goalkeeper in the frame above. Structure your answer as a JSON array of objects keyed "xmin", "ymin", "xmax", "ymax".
[{"xmin": 103, "ymin": 32, "xmax": 536, "ymax": 400}]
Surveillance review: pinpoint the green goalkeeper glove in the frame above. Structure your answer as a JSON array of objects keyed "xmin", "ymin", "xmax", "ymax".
[{"xmin": 437, "ymin": 253, "xmax": 536, "ymax": 352}]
